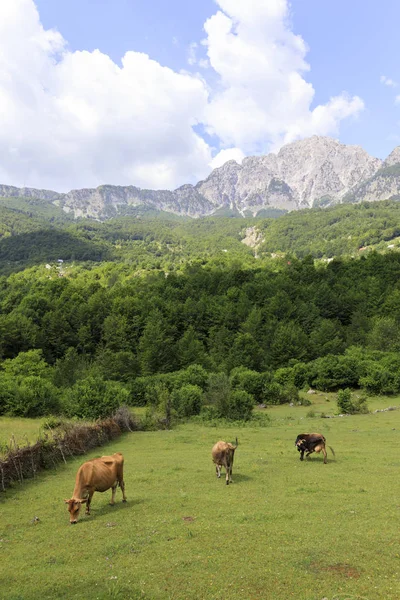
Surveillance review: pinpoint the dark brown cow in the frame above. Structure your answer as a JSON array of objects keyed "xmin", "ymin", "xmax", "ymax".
[
  {"xmin": 295, "ymin": 433, "xmax": 335, "ymax": 464},
  {"xmin": 64, "ymin": 452, "xmax": 126, "ymax": 523},
  {"xmin": 212, "ymin": 438, "xmax": 238, "ymax": 485}
]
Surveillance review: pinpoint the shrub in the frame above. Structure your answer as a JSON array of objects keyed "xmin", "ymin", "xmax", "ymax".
[
  {"xmin": 129, "ymin": 376, "xmax": 154, "ymax": 406},
  {"xmin": 222, "ymin": 390, "xmax": 254, "ymax": 421},
  {"xmin": 262, "ymin": 382, "xmax": 285, "ymax": 404},
  {"xmin": 2, "ymin": 349, "xmax": 50, "ymax": 379},
  {"xmin": 0, "ymin": 377, "xmax": 19, "ymax": 416},
  {"xmin": 262, "ymin": 381, "xmax": 300, "ymax": 405},
  {"xmin": 308, "ymin": 355, "xmax": 360, "ymax": 391},
  {"xmin": 206, "ymin": 372, "xmax": 231, "ymax": 415},
  {"xmin": 7, "ymin": 376, "xmax": 60, "ymax": 417},
  {"xmin": 229, "ymin": 367, "xmax": 267, "ymax": 403},
  {"xmin": 175, "ymin": 364, "xmax": 208, "ymax": 391},
  {"xmin": 62, "ymin": 377, "xmax": 130, "ymax": 420},
  {"xmin": 337, "ymin": 388, "xmax": 368, "ymax": 414},
  {"xmin": 171, "ymin": 384, "xmax": 203, "ymax": 417}
]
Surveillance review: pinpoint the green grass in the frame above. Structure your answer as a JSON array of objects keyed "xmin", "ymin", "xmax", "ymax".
[
  {"xmin": 0, "ymin": 416, "xmax": 46, "ymax": 449},
  {"xmin": 2, "ymin": 399, "xmax": 400, "ymax": 599}
]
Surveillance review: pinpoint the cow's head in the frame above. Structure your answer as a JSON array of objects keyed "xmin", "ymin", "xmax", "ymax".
[
  {"xmin": 64, "ymin": 498, "xmax": 87, "ymax": 524},
  {"xmin": 295, "ymin": 438, "xmax": 307, "ymax": 452}
]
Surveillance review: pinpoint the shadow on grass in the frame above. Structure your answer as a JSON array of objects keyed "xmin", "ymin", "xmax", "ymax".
[
  {"xmin": 92, "ymin": 497, "xmax": 146, "ymax": 518},
  {"xmin": 233, "ymin": 473, "xmax": 252, "ymax": 482}
]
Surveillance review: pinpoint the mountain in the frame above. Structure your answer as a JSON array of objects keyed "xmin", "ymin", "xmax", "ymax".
[{"xmin": 2, "ymin": 136, "xmax": 400, "ymax": 220}]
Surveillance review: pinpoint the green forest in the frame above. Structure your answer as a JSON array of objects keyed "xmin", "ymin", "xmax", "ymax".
[{"xmin": 1, "ymin": 196, "xmax": 400, "ymax": 423}]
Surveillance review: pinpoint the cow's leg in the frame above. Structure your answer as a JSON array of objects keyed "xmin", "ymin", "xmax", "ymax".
[
  {"xmin": 216, "ymin": 464, "xmax": 221, "ymax": 478},
  {"xmin": 300, "ymin": 450, "xmax": 304, "ymax": 461},
  {"xmin": 86, "ymin": 491, "xmax": 94, "ymax": 515},
  {"xmin": 119, "ymin": 478, "xmax": 127, "ymax": 502},
  {"xmin": 322, "ymin": 446, "xmax": 327, "ymax": 464},
  {"xmin": 110, "ymin": 484, "xmax": 117, "ymax": 505},
  {"xmin": 117, "ymin": 465, "xmax": 127, "ymax": 502},
  {"xmin": 225, "ymin": 463, "xmax": 230, "ymax": 485}
]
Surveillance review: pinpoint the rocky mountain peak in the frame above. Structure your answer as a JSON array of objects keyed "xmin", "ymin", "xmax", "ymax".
[
  {"xmin": 1, "ymin": 136, "xmax": 399, "ymax": 219},
  {"xmin": 383, "ymin": 146, "xmax": 400, "ymax": 167}
]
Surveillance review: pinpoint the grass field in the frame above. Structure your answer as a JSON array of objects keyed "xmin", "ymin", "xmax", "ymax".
[
  {"xmin": 1, "ymin": 396, "xmax": 400, "ymax": 600},
  {"xmin": 0, "ymin": 416, "xmax": 47, "ymax": 450}
]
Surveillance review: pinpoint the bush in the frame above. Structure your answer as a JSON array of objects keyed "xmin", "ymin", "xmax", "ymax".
[
  {"xmin": 0, "ymin": 377, "xmax": 19, "ymax": 416},
  {"xmin": 337, "ymin": 388, "xmax": 368, "ymax": 414},
  {"xmin": 206, "ymin": 372, "xmax": 231, "ymax": 415},
  {"xmin": 171, "ymin": 384, "xmax": 203, "ymax": 417},
  {"xmin": 129, "ymin": 376, "xmax": 154, "ymax": 406},
  {"xmin": 222, "ymin": 390, "xmax": 254, "ymax": 421},
  {"xmin": 175, "ymin": 364, "xmax": 209, "ymax": 391},
  {"xmin": 6, "ymin": 376, "xmax": 60, "ymax": 417},
  {"xmin": 262, "ymin": 381, "xmax": 300, "ymax": 405},
  {"xmin": 308, "ymin": 355, "xmax": 360, "ymax": 391},
  {"xmin": 229, "ymin": 367, "xmax": 267, "ymax": 403},
  {"xmin": 262, "ymin": 382, "xmax": 285, "ymax": 404},
  {"xmin": 62, "ymin": 377, "xmax": 130, "ymax": 420}
]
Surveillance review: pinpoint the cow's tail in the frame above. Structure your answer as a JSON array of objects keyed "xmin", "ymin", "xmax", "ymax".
[
  {"xmin": 328, "ymin": 445, "xmax": 335, "ymax": 459},
  {"xmin": 234, "ymin": 437, "xmax": 239, "ymax": 448}
]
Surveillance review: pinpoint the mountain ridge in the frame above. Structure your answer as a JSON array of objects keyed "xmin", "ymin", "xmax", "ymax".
[{"xmin": 1, "ymin": 136, "xmax": 400, "ymax": 220}]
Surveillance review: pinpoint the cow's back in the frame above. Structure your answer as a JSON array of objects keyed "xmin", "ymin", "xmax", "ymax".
[
  {"xmin": 212, "ymin": 441, "xmax": 229, "ymax": 464},
  {"xmin": 78, "ymin": 455, "xmax": 121, "ymax": 493}
]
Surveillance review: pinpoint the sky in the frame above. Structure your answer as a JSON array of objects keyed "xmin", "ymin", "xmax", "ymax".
[{"xmin": 1, "ymin": 0, "xmax": 400, "ymax": 192}]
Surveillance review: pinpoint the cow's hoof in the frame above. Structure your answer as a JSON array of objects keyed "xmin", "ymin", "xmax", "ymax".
[
  {"xmin": 122, "ymin": 499, "xmax": 127, "ymax": 503},
  {"xmin": 109, "ymin": 503, "xmax": 115, "ymax": 506}
]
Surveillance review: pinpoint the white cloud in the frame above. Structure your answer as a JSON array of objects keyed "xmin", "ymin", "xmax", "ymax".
[
  {"xmin": 0, "ymin": 0, "xmax": 211, "ymax": 191},
  {"xmin": 203, "ymin": 0, "xmax": 364, "ymax": 154},
  {"xmin": 210, "ymin": 147, "xmax": 245, "ymax": 169},
  {"xmin": 0, "ymin": 0, "xmax": 365, "ymax": 191},
  {"xmin": 188, "ymin": 42, "xmax": 198, "ymax": 66},
  {"xmin": 381, "ymin": 75, "xmax": 397, "ymax": 87}
]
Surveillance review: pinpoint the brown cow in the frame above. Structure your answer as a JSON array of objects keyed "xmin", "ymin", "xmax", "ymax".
[
  {"xmin": 212, "ymin": 438, "xmax": 238, "ymax": 485},
  {"xmin": 295, "ymin": 433, "xmax": 335, "ymax": 464},
  {"xmin": 64, "ymin": 452, "xmax": 126, "ymax": 523}
]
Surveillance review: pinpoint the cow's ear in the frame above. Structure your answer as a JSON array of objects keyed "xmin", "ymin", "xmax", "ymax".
[
  {"xmin": 78, "ymin": 498, "xmax": 87, "ymax": 504},
  {"xmin": 64, "ymin": 499, "xmax": 70, "ymax": 504}
]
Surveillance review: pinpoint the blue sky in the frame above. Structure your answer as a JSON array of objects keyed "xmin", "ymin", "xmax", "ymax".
[{"xmin": 1, "ymin": 0, "xmax": 400, "ymax": 191}]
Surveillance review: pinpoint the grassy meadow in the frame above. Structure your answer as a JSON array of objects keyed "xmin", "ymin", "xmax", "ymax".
[
  {"xmin": 1, "ymin": 396, "xmax": 400, "ymax": 600},
  {"xmin": 0, "ymin": 416, "xmax": 47, "ymax": 452}
]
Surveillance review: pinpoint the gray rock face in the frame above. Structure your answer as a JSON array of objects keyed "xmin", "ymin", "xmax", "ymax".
[
  {"xmin": 1, "ymin": 136, "xmax": 399, "ymax": 220},
  {"xmin": 383, "ymin": 146, "xmax": 400, "ymax": 167},
  {"xmin": 0, "ymin": 184, "xmax": 62, "ymax": 201},
  {"xmin": 195, "ymin": 136, "xmax": 381, "ymax": 214}
]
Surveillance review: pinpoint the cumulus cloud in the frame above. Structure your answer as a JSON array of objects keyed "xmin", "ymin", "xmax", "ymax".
[
  {"xmin": 0, "ymin": 0, "xmax": 211, "ymax": 191},
  {"xmin": 0, "ymin": 0, "xmax": 364, "ymax": 191},
  {"xmin": 203, "ymin": 0, "xmax": 364, "ymax": 154},
  {"xmin": 210, "ymin": 147, "xmax": 245, "ymax": 169}
]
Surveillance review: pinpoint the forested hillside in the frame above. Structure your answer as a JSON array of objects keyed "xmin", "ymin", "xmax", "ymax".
[
  {"xmin": 1, "ymin": 249, "xmax": 400, "ymax": 420},
  {"xmin": 2, "ymin": 197, "xmax": 400, "ymax": 275},
  {"xmin": 1, "ymin": 197, "xmax": 400, "ymax": 422}
]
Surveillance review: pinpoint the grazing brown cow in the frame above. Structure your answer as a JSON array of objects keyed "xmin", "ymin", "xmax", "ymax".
[
  {"xmin": 295, "ymin": 433, "xmax": 335, "ymax": 464},
  {"xmin": 212, "ymin": 438, "xmax": 238, "ymax": 485},
  {"xmin": 64, "ymin": 452, "xmax": 126, "ymax": 523}
]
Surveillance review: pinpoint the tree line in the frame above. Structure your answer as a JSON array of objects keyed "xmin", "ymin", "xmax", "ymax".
[{"xmin": 1, "ymin": 250, "xmax": 400, "ymax": 420}]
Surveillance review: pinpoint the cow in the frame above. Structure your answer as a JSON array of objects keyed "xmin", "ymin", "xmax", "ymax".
[
  {"xmin": 212, "ymin": 438, "xmax": 238, "ymax": 485},
  {"xmin": 64, "ymin": 452, "xmax": 126, "ymax": 524},
  {"xmin": 295, "ymin": 433, "xmax": 335, "ymax": 464}
]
